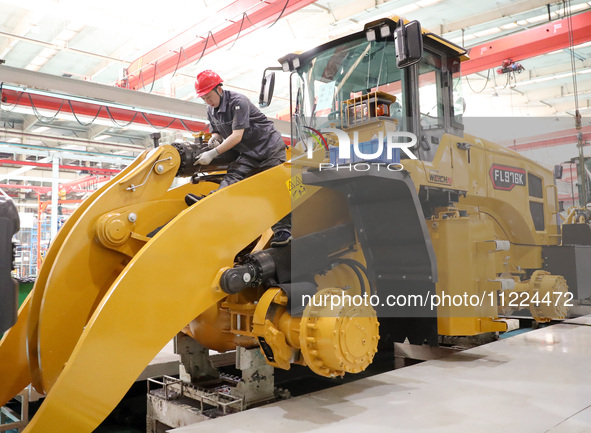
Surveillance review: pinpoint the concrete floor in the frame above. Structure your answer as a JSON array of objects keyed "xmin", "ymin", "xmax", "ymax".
[{"xmin": 170, "ymin": 319, "xmax": 591, "ymax": 433}]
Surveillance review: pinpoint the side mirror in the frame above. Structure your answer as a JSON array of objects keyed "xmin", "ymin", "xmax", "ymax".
[
  {"xmin": 259, "ymin": 71, "xmax": 276, "ymax": 108},
  {"xmin": 554, "ymin": 164, "xmax": 563, "ymax": 179},
  {"xmin": 394, "ymin": 20, "xmax": 423, "ymax": 68}
]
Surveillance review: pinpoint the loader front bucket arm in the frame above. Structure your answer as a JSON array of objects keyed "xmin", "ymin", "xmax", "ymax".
[
  {"xmin": 0, "ymin": 152, "xmax": 148, "ymax": 407},
  {"xmin": 0, "ymin": 293, "xmax": 31, "ymax": 408},
  {"xmin": 0, "ymin": 144, "xmax": 294, "ymax": 433},
  {"xmin": 29, "ymin": 146, "xmax": 187, "ymax": 394}
]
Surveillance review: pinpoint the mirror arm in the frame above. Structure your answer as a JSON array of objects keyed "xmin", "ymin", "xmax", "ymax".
[
  {"xmin": 262, "ymin": 66, "xmax": 283, "ymax": 76},
  {"xmin": 289, "ymin": 71, "xmax": 297, "ymax": 149}
]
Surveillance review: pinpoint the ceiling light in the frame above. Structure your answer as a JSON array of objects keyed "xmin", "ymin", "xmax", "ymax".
[
  {"xmin": 519, "ymin": 68, "xmax": 591, "ymax": 87},
  {"xmin": 527, "ymin": 14, "xmax": 548, "ymax": 24},
  {"xmin": 473, "ymin": 27, "xmax": 501, "ymax": 38},
  {"xmin": 450, "ymin": 34, "xmax": 476, "ymax": 44},
  {"xmin": 570, "ymin": 3, "xmax": 590, "ymax": 12},
  {"xmin": 417, "ymin": 0, "xmax": 442, "ymax": 7},
  {"xmin": 29, "ymin": 56, "xmax": 48, "ymax": 67},
  {"xmin": 0, "ymin": 40, "xmax": 18, "ymax": 59},
  {"xmin": 501, "ymin": 23, "xmax": 518, "ymax": 30},
  {"xmin": 39, "ymin": 48, "xmax": 58, "ymax": 57},
  {"xmin": 520, "ymin": 76, "xmax": 553, "ymax": 85},
  {"xmin": 94, "ymin": 135, "xmax": 110, "ymax": 141},
  {"xmin": 32, "ymin": 126, "xmax": 50, "ymax": 133},
  {"xmin": 396, "ymin": 4, "xmax": 419, "ymax": 15},
  {"xmin": 56, "ymin": 29, "xmax": 78, "ymax": 42},
  {"xmin": 29, "ymin": 23, "xmax": 40, "ymax": 35},
  {"xmin": 122, "ymin": 124, "xmax": 160, "ymax": 133}
]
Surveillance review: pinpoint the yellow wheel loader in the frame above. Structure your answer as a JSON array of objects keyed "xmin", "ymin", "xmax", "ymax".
[{"xmin": 0, "ymin": 16, "xmax": 586, "ymax": 433}]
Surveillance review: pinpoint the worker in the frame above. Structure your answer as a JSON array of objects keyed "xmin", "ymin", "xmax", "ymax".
[{"xmin": 189, "ymin": 70, "xmax": 291, "ymax": 247}]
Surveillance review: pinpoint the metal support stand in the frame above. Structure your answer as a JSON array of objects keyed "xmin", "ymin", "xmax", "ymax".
[
  {"xmin": 231, "ymin": 347, "xmax": 275, "ymax": 406},
  {"xmin": 0, "ymin": 391, "xmax": 28, "ymax": 432},
  {"xmin": 175, "ymin": 333, "xmax": 218, "ymax": 382},
  {"xmin": 146, "ymin": 344, "xmax": 287, "ymax": 433}
]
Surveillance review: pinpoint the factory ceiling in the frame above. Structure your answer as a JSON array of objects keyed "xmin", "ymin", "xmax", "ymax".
[{"xmin": 0, "ymin": 0, "xmax": 590, "ymax": 160}]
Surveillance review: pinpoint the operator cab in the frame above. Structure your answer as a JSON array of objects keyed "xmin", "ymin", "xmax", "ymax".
[{"xmin": 261, "ymin": 17, "xmax": 468, "ymax": 164}]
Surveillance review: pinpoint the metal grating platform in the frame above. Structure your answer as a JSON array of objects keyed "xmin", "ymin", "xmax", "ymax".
[{"xmin": 170, "ymin": 317, "xmax": 591, "ymax": 433}]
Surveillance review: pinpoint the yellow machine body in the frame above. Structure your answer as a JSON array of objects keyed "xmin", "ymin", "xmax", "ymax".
[
  {"xmin": 406, "ymin": 132, "xmax": 564, "ymax": 336},
  {"xmin": 0, "ymin": 17, "xmax": 578, "ymax": 433},
  {"xmin": 0, "ymin": 143, "xmax": 380, "ymax": 432}
]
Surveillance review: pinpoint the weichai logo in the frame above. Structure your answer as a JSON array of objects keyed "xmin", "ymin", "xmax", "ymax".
[
  {"xmin": 428, "ymin": 171, "xmax": 452, "ymax": 185},
  {"xmin": 303, "ymin": 126, "xmax": 418, "ymax": 171}
]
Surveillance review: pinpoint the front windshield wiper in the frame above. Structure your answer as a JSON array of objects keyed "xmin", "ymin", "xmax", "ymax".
[
  {"xmin": 336, "ymin": 43, "xmax": 372, "ymax": 95},
  {"xmin": 293, "ymin": 86, "xmax": 309, "ymax": 153}
]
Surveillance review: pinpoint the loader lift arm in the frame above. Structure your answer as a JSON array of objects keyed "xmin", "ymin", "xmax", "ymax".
[{"xmin": 0, "ymin": 144, "xmax": 295, "ymax": 433}]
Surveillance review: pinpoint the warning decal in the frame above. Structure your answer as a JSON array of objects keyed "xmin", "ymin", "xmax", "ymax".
[{"xmin": 286, "ymin": 175, "xmax": 307, "ymax": 200}]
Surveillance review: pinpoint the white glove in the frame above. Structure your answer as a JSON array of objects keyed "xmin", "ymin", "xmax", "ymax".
[
  {"xmin": 194, "ymin": 148, "xmax": 219, "ymax": 165},
  {"xmin": 208, "ymin": 135, "xmax": 223, "ymax": 149}
]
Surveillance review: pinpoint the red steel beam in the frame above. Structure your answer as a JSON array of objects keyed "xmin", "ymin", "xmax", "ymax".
[
  {"xmin": 0, "ymin": 159, "xmax": 121, "ymax": 175},
  {"xmin": 498, "ymin": 124, "xmax": 591, "ymax": 152},
  {"xmin": 0, "ymin": 184, "xmax": 89, "ymax": 194},
  {"xmin": 60, "ymin": 175, "xmax": 111, "ymax": 190},
  {"xmin": 463, "ymin": 10, "xmax": 591, "ymax": 76},
  {"xmin": 1, "ymin": 88, "xmax": 290, "ymax": 145},
  {"xmin": 123, "ymin": 0, "xmax": 263, "ymax": 82},
  {"xmin": 119, "ymin": 0, "xmax": 317, "ymax": 91},
  {"xmin": 1, "ymin": 88, "xmax": 207, "ymax": 133},
  {"xmin": 0, "ymin": 184, "xmax": 48, "ymax": 191}
]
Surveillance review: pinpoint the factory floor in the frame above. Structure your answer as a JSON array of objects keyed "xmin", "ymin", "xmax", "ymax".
[
  {"xmin": 170, "ymin": 316, "xmax": 591, "ymax": 433},
  {"xmin": 6, "ymin": 283, "xmax": 591, "ymax": 432}
]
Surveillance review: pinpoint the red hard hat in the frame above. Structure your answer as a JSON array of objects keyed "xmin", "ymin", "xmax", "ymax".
[{"xmin": 195, "ymin": 70, "xmax": 223, "ymax": 97}]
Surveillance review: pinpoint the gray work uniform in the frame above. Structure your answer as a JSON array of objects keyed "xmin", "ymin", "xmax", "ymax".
[
  {"xmin": 207, "ymin": 89, "xmax": 286, "ymax": 188},
  {"xmin": 207, "ymin": 89, "xmax": 290, "ymax": 233}
]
